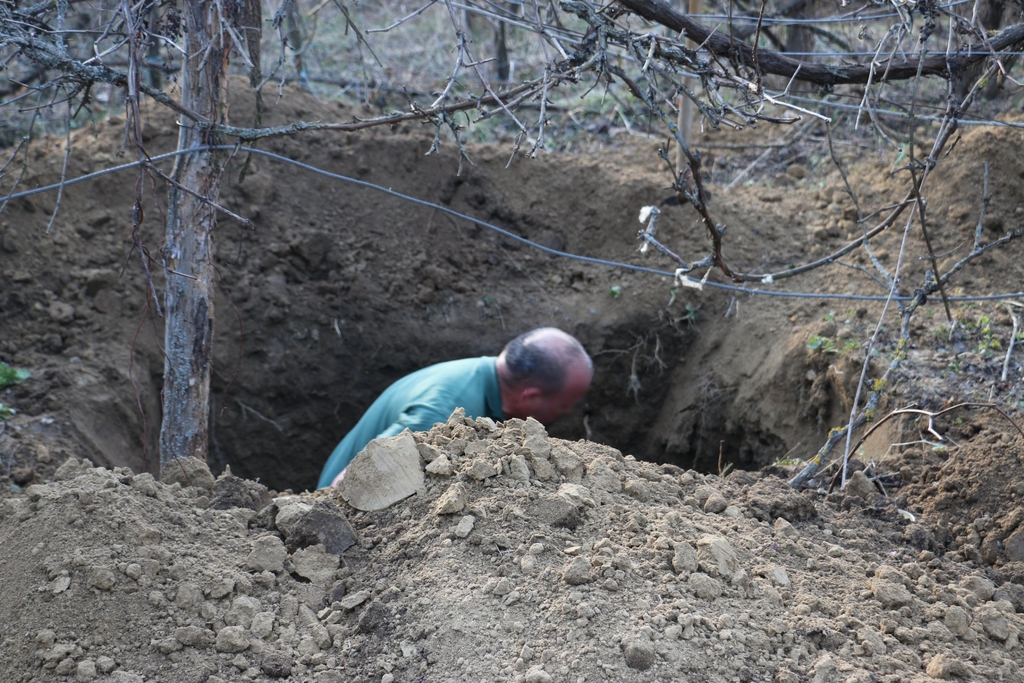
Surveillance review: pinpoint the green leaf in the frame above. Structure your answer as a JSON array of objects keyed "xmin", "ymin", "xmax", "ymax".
[{"xmin": 0, "ymin": 362, "xmax": 31, "ymax": 389}]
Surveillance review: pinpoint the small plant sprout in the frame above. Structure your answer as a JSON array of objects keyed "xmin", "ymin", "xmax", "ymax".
[
  {"xmin": 610, "ymin": 285, "xmax": 623, "ymax": 298},
  {"xmin": 0, "ymin": 362, "xmax": 31, "ymax": 389},
  {"xmin": 807, "ymin": 335, "xmax": 837, "ymax": 353}
]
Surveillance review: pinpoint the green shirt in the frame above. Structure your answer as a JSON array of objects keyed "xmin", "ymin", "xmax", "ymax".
[{"xmin": 317, "ymin": 356, "xmax": 504, "ymax": 488}]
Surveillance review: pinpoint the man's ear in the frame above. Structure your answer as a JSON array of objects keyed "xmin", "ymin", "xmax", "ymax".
[{"xmin": 519, "ymin": 386, "xmax": 544, "ymax": 405}]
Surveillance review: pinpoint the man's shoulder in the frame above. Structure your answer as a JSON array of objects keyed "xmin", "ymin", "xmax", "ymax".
[
  {"xmin": 413, "ymin": 356, "xmax": 497, "ymax": 382},
  {"xmin": 417, "ymin": 356, "xmax": 496, "ymax": 377}
]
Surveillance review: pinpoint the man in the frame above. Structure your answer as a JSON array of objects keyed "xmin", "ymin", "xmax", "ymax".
[{"xmin": 317, "ymin": 327, "xmax": 592, "ymax": 488}]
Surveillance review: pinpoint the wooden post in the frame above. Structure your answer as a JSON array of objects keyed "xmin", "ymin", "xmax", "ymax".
[
  {"xmin": 675, "ymin": 0, "xmax": 699, "ymax": 174},
  {"xmin": 159, "ymin": 0, "xmax": 227, "ymax": 467}
]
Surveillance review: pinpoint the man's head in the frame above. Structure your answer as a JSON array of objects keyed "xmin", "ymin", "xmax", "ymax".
[{"xmin": 496, "ymin": 327, "xmax": 593, "ymax": 425}]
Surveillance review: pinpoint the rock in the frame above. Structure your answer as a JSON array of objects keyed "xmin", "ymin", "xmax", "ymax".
[
  {"xmin": 926, "ymin": 653, "xmax": 968, "ymax": 679},
  {"xmin": 810, "ymin": 653, "xmax": 835, "ymax": 682},
  {"xmin": 521, "ymin": 433, "xmax": 551, "ymax": 460},
  {"xmin": 54, "ymin": 458, "xmax": 87, "ymax": 481},
  {"xmin": 357, "ymin": 601, "xmax": 388, "ymax": 633},
  {"xmin": 550, "ymin": 446, "xmax": 584, "ymax": 482},
  {"xmin": 151, "ymin": 637, "xmax": 183, "ymax": 654},
  {"xmin": 88, "ymin": 567, "xmax": 116, "ymax": 591},
  {"xmin": 315, "ymin": 672, "xmax": 344, "ymax": 683},
  {"xmin": 466, "ymin": 458, "xmax": 499, "ymax": 481},
  {"xmin": 246, "ymin": 534, "xmax": 288, "ymax": 573},
  {"xmin": 1004, "ymin": 526, "xmax": 1024, "ymax": 562},
  {"xmin": 215, "ymin": 626, "xmax": 250, "ymax": 653},
  {"xmin": 261, "ymin": 650, "xmax": 293, "ymax": 678},
  {"xmin": 160, "ymin": 457, "xmax": 216, "ymax": 493},
  {"xmin": 338, "ymin": 432, "xmax": 424, "ymax": 511},
  {"xmin": 174, "ymin": 626, "xmax": 215, "ymax": 647},
  {"xmin": 583, "ymin": 458, "xmax": 621, "ymax": 493},
  {"xmin": 524, "ymin": 666, "xmax": 553, "ymax": 683},
  {"xmin": 339, "ymin": 590, "xmax": 371, "ymax": 610},
  {"xmin": 47, "ymin": 301, "xmax": 75, "ymax": 323},
  {"xmin": 624, "ymin": 479, "xmax": 650, "ymax": 501},
  {"xmin": 298, "ymin": 604, "xmax": 332, "ymax": 648},
  {"xmin": 433, "ymin": 482, "xmax": 468, "ymax": 515},
  {"xmin": 530, "ymin": 457, "xmax": 558, "ymax": 481},
  {"xmin": 128, "ymin": 473, "xmax": 158, "ymax": 497},
  {"xmin": 454, "ymin": 515, "xmax": 476, "ymax": 538},
  {"xmin": 722, "ymin": 505, "xmax": 743, "ymax": 519},
  {"xmin": 108, "ymin": 673, "xmax": 144, "ymax": 683},
  {"xmin": 211, "ymin": 470, "xmax": 270, "ymax": 510},
  {"xmin": 975, "ymin": 606, "xmax": 1009, "ymax": 641},
  {"xmin": 95, "ymin": 656, "xmax": 116, "ymax": 674},
  {"xmin": 273, "ymin": 498, "xmax": 357, "ymax": 554},
  {"xmin": 557, "ymin": 483, "xmax": 595, "ymax": 508},
  {"xmin": 696, "ymin": 536, "xmax": 739, "ymax": 577},
  {"xmin": 290, "ymin": 544, "xmax": 339, "ymax": 585},
  {"xmin": 993, "ymin": 583, "xmax": 1024, "ymax": 613},
  {"xmin": 774, "ymin": 517, "xmax": 798, "ymax": 539},
  {"xmin": 703, "ymin": 491, "xmax": 729, "ymax": 514},
  {"xmin": 562, "ymin": 557, "xmax": 592, "ymax": 585},
  {"xmin": 622, "ymin": 636, "xmax": 655, "ymax": 671},
  {"xmin": 959, "ymin": 575, "xmax": 995, "ymax": 601},
  {"xmin": 508, "ymin": 454, "xmax": 531, "ymax": 481},
  {"xmin": 76, "ymin": 659, "xmax": 98, "ymax": 682},
  {"xmin": 943, "ymin": 605, "xmax": 970, "ymax": 637},
  {"xmin": 533, "ymin": 495, "xmax": 581, "ymax": 529},
  {"xmin": 175, "ymin": 582, "xmax": 204, "ymax": 610},
  {"xmin": 770, "ymin": 565, "xmax": 791, "ymax": 588},
  {"xmin": 671, "ymin": 542, "xmax": 698, "ymax": 575},
  {"xmin": 904, "ymin": 523, "xmax": 936, "ymax": 549},
  {"xmin": 207, "ymin": 577, "xmax": 235, "ymax": 599},
  {"xmin": 745, "ymin": 479, "xmax": 818, "ymax": 521},
  {"xmin": 251, "ymin": 612, "xmax": 275, "ymax": 638},
  {"xmin": 845, "ymin": 470, "xmax": 877, "ymax": 499},
  {"xmin": 688, "ymin": 572, "xmax": 723, "ymax": 599},
  {"xmin": 857, "ymin": 627, "xmax": 887, "ymax": 656},
  {"xmin": 869, "ymin": 579, "xmax": 912, "ymax": 608},
  {"xmin": 424, "ymin": 454, "xmax": 453, "ymax": 476}
]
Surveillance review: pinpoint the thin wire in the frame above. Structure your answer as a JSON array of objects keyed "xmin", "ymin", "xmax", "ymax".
[
  {"xmin": 782, "ymin": 94, "xmax": 1024, "ymax": 129},
  {"xmin": 779, "ymin": 50, "xmax": 1024, "ymax": 57},
  {"xmin": 4, "ymin": 145, "xmax": 1022, "ymax": 304}
]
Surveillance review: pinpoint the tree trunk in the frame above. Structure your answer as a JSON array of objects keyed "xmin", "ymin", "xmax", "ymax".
[{"xmin": 159, "ymin": 0, "xmax": 226, "ymax": 467}]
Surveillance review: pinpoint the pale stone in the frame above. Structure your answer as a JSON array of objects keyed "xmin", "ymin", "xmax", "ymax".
[
  {"xmin": 290, "ymin": 544, "xmax": 339, "ymax": 585},
  {"xmin": 433, "ymin": 482, "xmax": 468, "ymax": 515},
  {"xmin": 338, "ymin": 432, "xmax": 424, "ymax": 511},
  {"xmin": 246, "ymin": 535, "xmax": 287, "ymax": 573}
]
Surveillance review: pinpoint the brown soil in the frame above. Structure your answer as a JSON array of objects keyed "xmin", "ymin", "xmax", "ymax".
[
  {"xmin": 1, "ymin": 418, "xmax": 1022, "ymax": 683},
  {"xmin": 1, "ymin": 79, "xmax": 1024, "ymax": 683}
]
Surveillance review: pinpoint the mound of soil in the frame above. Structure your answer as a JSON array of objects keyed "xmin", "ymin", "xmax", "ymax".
[{"xmin": 2, "ymin": 414, "xmax": 1022, "ymax": 683}]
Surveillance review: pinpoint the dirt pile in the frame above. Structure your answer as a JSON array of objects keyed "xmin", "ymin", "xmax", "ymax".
[{"xmin": 2, "ymin": 412, "xmax": 1022, "ymax": 683}]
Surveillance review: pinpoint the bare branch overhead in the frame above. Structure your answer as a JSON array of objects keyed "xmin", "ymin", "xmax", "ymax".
[{"xmin": 615, "ymin": 0, "xmax": 1024, "ymax": 85}]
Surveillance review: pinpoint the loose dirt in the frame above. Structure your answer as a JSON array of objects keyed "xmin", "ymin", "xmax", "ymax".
[{"xmin": 2, "ymin": 415, "xmax": 1022, "ymax": 683}]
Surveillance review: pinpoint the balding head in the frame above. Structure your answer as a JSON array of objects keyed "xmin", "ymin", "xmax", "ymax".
[{"xmin": 496, "ymin": 328, "xmax": 593, "ymax": 425}]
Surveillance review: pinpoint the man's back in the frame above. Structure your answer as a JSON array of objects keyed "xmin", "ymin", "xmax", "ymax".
[{"xmin": 317, "ymin": 356, "xmax": 503, "ymax": 488}]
